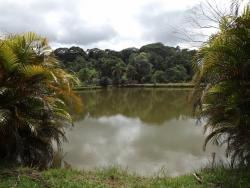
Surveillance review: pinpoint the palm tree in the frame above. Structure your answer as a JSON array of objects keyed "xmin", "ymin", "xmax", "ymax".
[
  {"xmin": 0, "ymin": 32, "xmax": 82, "ymax": 168},
  {"xmin": 192, "ymin": 4, "xmax": 250, "ymax": 166},
  {"xmin": 112, "ymin": 62, "xmax": 126, "ymax": 85}
]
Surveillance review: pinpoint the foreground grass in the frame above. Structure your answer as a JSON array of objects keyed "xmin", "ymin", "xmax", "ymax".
[{"xmin": 1, "ymin": 166, "xmax": 250, "ymax": 188}]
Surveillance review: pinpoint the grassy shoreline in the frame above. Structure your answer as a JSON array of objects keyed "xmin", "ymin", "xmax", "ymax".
[
  {"xmin": 74, "ymin": 83, "xmax": 194, "ymax": 91},
  {"xmin": 1, "ymin": 166, "xmax": 250, "ymax": 188}
]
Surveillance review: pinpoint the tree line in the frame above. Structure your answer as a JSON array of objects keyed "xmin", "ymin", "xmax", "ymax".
[{"xmin": 54, "ymin": 43, "xmax": 196, "ymax": 86}]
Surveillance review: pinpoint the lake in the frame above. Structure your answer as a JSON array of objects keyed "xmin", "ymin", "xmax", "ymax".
[{"xmin": 63, "ymin": 88, "xmax": 226, "ymax": 176}]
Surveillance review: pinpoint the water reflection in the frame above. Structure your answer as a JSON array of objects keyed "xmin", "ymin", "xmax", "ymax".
[
  {"xmin": 77, "ymin": 88, "xmax": 193, "ymax": 123},
  {"xmin": 63, "ymin": 88, "xmax": 226, "ymax": 176}
]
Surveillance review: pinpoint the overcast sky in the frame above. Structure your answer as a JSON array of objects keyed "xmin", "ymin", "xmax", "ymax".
[{"xmin": 0, "ymin": 0, "xmax": 246, "ymax": 50}]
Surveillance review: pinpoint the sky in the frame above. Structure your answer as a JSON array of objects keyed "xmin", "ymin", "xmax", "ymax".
[{"xmin": 0, "ymin": 0, "xmax": 247, "ymax": 50}]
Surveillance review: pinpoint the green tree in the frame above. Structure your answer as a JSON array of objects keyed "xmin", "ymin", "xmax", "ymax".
[
  {"xmin": 97, "ymin": 57, "xmax": 116, "ymax": 78},
  {"xmin": 131, "ymin": 52, "xmax": 152, "ymax": 83},
  {"xmin": 165, "ymin": 65, "xmax": 188, "ymax": 82},
  {"xmin": 126, "ymin": 64, "xmax": 137, "ymax": 83},
  {"xmin": 120, "ymin": 47, "xmax": 139, "ymax": 63},
  {"xmin": 0, "ymin": 33, "xmax": 82, "ymax": 168},
  {"xmin": 192, "ymin": 4, "xmax": 250, "ymax": 166},
  {"xmin": 112, "ymin": 61, "xmax": 126, "ymax": 85},
  {"xmin": 153, "ymin": 70, "xmax": 166, "ymax": 83},
  {"xmin": 54, "ymin": 46, "xmax": 87, "ymax": 62},
  {"xmin": 78, "ymin": 68, "xmax": 98, "ymax": 84}
]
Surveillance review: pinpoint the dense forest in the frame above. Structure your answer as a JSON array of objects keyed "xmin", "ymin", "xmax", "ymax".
[{"xmin": 54, "ymin": 43, "xmax": 196, "ymax": 86}]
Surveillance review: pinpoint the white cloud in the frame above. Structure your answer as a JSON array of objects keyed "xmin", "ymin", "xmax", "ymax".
[
  {"xmin": 63, "ymin": 115, "xmax": 226, "ymax": 176},
  {"xmin": 0, "ymin": 0, "xmax": 247, "ymax": 50}
]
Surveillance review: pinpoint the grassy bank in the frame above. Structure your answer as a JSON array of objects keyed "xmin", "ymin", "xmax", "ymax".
[
  {"xmin": 74, "ymin": 83, "xmax": 194, "ymax": 91},
  {"xmin": 1, "ymin": 166, "xmax": 250, "ymax": 188}
]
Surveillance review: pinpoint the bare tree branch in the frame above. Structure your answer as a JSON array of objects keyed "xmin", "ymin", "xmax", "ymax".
[{"xmin": 172, "ymin": 0, "xmax": 249, "ymax": 48}]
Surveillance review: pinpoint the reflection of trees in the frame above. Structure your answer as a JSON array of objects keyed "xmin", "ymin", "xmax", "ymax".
[{"xmin": 78, "ymin": 88, "xmax": 193, "ymax": 124}]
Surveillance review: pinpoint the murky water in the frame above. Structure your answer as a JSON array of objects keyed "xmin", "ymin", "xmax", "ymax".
[{"xmin": 63, "ymin": 88, "xmax": 226, "ymax": 176}]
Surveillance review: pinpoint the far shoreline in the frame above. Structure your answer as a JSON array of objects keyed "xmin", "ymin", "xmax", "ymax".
[{"xmin": 74, "ymin": 83, "xmax": 195, "ymax": 91}]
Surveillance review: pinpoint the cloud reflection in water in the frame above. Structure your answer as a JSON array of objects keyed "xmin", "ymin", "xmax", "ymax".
[{"xmin": 63, "ymin": 114, "xmax": 226, "ymax": 176}]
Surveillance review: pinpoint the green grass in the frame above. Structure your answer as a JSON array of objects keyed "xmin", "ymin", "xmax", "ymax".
[{"xmin": 1, "ymin": 166, "xmax": 250, "ymax": 188}]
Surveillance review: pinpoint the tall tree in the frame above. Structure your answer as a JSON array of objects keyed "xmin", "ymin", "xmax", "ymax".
[
  {"xmin": 112, "ymin": 61, "xmax": 126, "ymax": 85},
  {"xmin": 131, "ymin": 52, "xmax": 152, "ymax": 83}
]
